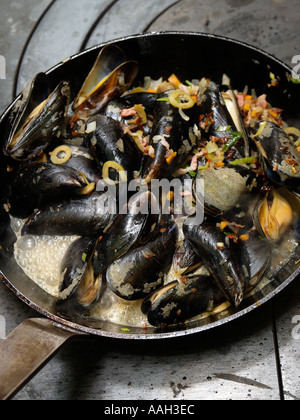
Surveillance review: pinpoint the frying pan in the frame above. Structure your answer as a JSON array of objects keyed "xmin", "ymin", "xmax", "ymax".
[{"xmin": 0, "ymin": 32, "xmax": 299, "ymax": 400}]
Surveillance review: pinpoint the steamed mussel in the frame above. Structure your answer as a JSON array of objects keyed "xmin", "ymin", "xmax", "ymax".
[
  {"xmin": 3, "ymin": 45, "xmax": 299, "ymax": 330},
  {"xmin": 106, "ymin": 219, "xmax": 177, "ymax": 300},
  {"xmin": 3, "ymin": 73, "xmax": 70, "ymax": 161}
]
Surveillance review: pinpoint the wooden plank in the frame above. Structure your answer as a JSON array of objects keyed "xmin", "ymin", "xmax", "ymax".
[
  {"xmin": 11, "ymin": 303, "xmax": 280, "ymax": 400},
  {"xmin": 273, "ymin": 280, "xmax": 300, "ymax": 400},
  {"xmin": 83, "ymin": 0, "xmax": 180, "ymax": 49},
  {"xmin": 0, "ymin": 0, "xmax": 53, "ymax": 113},
  {"xmin": 15, "ymin": 0, "xmax": 179, "ymax": 94},
  {"xmin": 15, "ymin": 0, "xmax": 114, "ymax": 94},
  {"xmin": 147, "ymin": 0, "xmax": 300, "ymax": 66}
]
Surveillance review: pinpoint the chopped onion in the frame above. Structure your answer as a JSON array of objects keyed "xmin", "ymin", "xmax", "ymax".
[
  {"xmin": 49, "ymin": 145, "xmax": 72, "ymax": 165},
  {"xmin": 168, "ymin": 90, "xmax": 195, "ymax": 110},
  {"xmin": 179, "ymin": 107, "xmax": 190, "ymax": 121},
  {"xmin": 284, "ymin": 127, "xmax": 300, "ymax": 147},
  {"xmin": 102, "ymin": 161, "xmax": 127, "ymax": 185}
]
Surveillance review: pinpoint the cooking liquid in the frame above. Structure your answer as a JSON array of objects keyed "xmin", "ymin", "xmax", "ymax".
[{"xmin": 12, "ymin": 215, "xmax": 298, "ymax": 328}]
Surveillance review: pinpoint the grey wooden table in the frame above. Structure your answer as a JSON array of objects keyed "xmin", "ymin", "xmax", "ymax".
[{"xmin": 0, "ymin": 0, "xmax": 299, "ymax": 401}]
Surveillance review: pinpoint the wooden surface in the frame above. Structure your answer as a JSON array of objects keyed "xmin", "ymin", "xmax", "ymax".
[{"xmin": 0, "ymin": 0, "xmax": 299, "ymax": 401}]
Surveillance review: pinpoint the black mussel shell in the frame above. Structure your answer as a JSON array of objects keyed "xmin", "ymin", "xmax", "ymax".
[
  {"xmin": 106, "ymin": 220, "xmax": 178, "ymax": 300},
  {"xmin": 252, "ymin": 121, "xmax": 300, "ymax": 186},
  {"xmin": 142, "ymin": 274, "xmax": 224, "ymax": 327},
  {"xmin": 56, "ymin": 144, "xmax": 102, "ymax": 185},
  {"xmin": 92, "ymin": 191, "xmax": 154, "ymax": 276},
  {"xmin": 183, "ymin": 218, "xmax": 250, "ymax": 307},
  {"xmin": 84, "ymin": 114, "xmax": 142, "ymax": 183},
  {"xmin": 4, "ymin": 74, "xmax": 70, "ymax": 161},
  {"xmin": 141, "ymin": 91, "xmax": 196, "ymax": 182},
  {"xmin": 57, "ymin": 236, "xmax": 102, "ymax": 317},
  {"xmin": 21, "ymin": 191, "xmax": 116, "ymax": 237},
  {"xmin": 198, "ymin": 81, "xmax": 248, "ymax": 160},
  {"xmin": 6, "ymin": 162, "xmax": 86, "ymax": 218}
]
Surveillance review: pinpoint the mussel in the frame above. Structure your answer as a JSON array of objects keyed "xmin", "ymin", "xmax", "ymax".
[
  {"xmin": 105, "ymin": 92, "xmax": 158, "ymax": 122},
  {"xmin": 92, "ymin": 190, "xmax": 154, "ymax": 277},
  {"xmin": 57, "ymin": 236, "xmax": 102, "ymax": 317},
  {"xmin": 254, "ymin": 188, "xmax": 296, "ymax": 241},
  {"xmin": 142, "ymin": 90, "xmax": 196, "ymax": 183},
  {"xmin": 72, "ymin": 45, "xmax": 139, "ymax": 119},
  {"xmin": 171, "ymin": 236, "xmax": 203, "ymax": 277},
  {"xmin": 198, "ymin": 81, "xmax": 249, "ymax": 160},
  {"xmin": 252, "ymin": 121, "xmax": 300, "ymax": 186},
  {"xmin": 6, "ymin": 162, "xmax": 86, "ymax": 218},
  {"xmin": 84, "ymin": 114, "xmax": 142, "ymax": 184},
  {"xmin": 49, "ymin": 143, "xmax": 102, "ymax": 185},
  {"xmin": 21, "ymin": 191, "xmax": 116, "ymax": 237},
  {"xmin": 183, "ymin": 218, "xmax": 250, "ymax": 307},
  {"xmin": 106, "ymin": 220, "xmax": 178, "ymax": 301},
  {"xmin": 3, "ymin": 73, "xmax": 70, "ymax": 161},
  {"xmin": 142, "ymin": 274, "xmax": 224, "ymax": 327}
]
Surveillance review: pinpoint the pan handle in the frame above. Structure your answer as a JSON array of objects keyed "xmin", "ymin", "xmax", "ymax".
[{"xmin": 0, "ymin": 318, "xmax": 80, "ymax": 400}]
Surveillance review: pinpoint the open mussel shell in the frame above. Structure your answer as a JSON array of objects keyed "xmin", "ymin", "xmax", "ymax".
[
  {"xmin": 106, "ymin": 220, "xmax": 178, "ymax": 301},
  {"xmin": 243, "ymin": 229, "xmax": 272, "ymax": 290},
  {"xmin": 193, "ymin": 164, "xmax": 261, "ymax": 216},
  {"xmin": 57, "ymin": 237, "xmax": 103, "ymax": 317},
  {"xmin": 72, "ymin": 45, "xmax": 139, "ymax": 117},
  {"xmin": 142, "ymin": 275, "xmax": 225, "ymax": 327},
  {"xmin": 198, "ymin": 81, "xmax": 248, "ymax": 160},
  {"xmin": 221, "ymin": 88, "xmax": 250, "ymax": 157},
  {"xmin": 171, "ymin": 237, "xmax": 203, "ymax": 277},
  {"xmin": 253, "ymin": 188, "xmax": 299, "ymax": 241},
  {"xmin": 252, "ymin": 121, "xmax": 300, "ymax": 186},
  {"xmin": 183, "ymin": 218, "xmax": 250, "ymax": 308},
  {"xmin": 3, "ymin": 73, "xmax": 70, "ymax": 161}
]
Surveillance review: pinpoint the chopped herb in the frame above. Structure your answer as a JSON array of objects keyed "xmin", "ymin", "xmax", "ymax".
[
  {"xmin": 82, "ymin": 253, "xmax": 87, "ymax": 262},
  {"xmin": 290, "ymin": 76, "xmax": 300, "ymax": 84},
  {"xmin": 185, "ymin": 80, "xmax": 193, "ymax": 87},
  {"xmin": 121, "ymin": 328, "xmax": 131, "ymax": 332},
  {"xmin": 222, "ymin": 131, "xmax": 243, "ymax": 153},
  {"xmin": 189, "ymin": 170, "xmax": 196, "ymax": 178},
  {"xmin": 229, "ymin": 156, "xmax": 256, "ymax": 165},
  {"xmin": 270, "ymin": 72, "xmax": 275, "ymax": 81},
  {"xmin": 157, "ymin": 97, "xmax": 170, "ymax": 102}
]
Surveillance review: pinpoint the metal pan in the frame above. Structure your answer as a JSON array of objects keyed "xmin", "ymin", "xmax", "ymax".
[{"xmin": 0, "ymin": 32, "xmax": 299, "ymax": 400}]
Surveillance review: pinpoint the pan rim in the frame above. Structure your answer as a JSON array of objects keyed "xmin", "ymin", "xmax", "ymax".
[{"xmin": 0, "ymin": 31, "xmax": 299, "ymax": 340}]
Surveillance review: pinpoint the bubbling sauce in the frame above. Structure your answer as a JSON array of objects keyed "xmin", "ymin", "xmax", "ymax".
[{"xmin": 11, "ymin": 215, "xmax": 298, "ymax": 329}]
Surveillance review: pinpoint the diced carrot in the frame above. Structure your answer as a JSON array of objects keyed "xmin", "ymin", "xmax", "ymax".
[
  {"xmin": 168, "ymin": 74, "xmax": 181, "ymax": 87},
  {"xmin": 166, "ymin": 151, "xmax": 177, "ymax": 165},
  {"xmin": 245, "ymin": 95, "xmax": 253, "ymax": 101},
  {"xmin": 297, "ymin": 146, "xmax": 300, "ymax": 153},
  {"xmin": 220, "ymin": 221, "xmax": 229, "ymax": 230},
  {"xmin": 214, "ymin": 161, "xmax": 225, "ymax": 168},
  {"xmin": 147, "ymin": 88, "xmax": 157, "ymax": 93},
  {"xmin": 240, "ymin": 233, "xmax": 250, "ymax": 241},
  {"xmin": 166, "ymin": 191, "xmax": 175, "ymax": 201},
  {"xmin": 243, "ymin": 103, "xmax": 251, "ymax": 112},
  {"xmin": 268, "ymin": 109, "xmax": 278, "ymax": 118}
]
